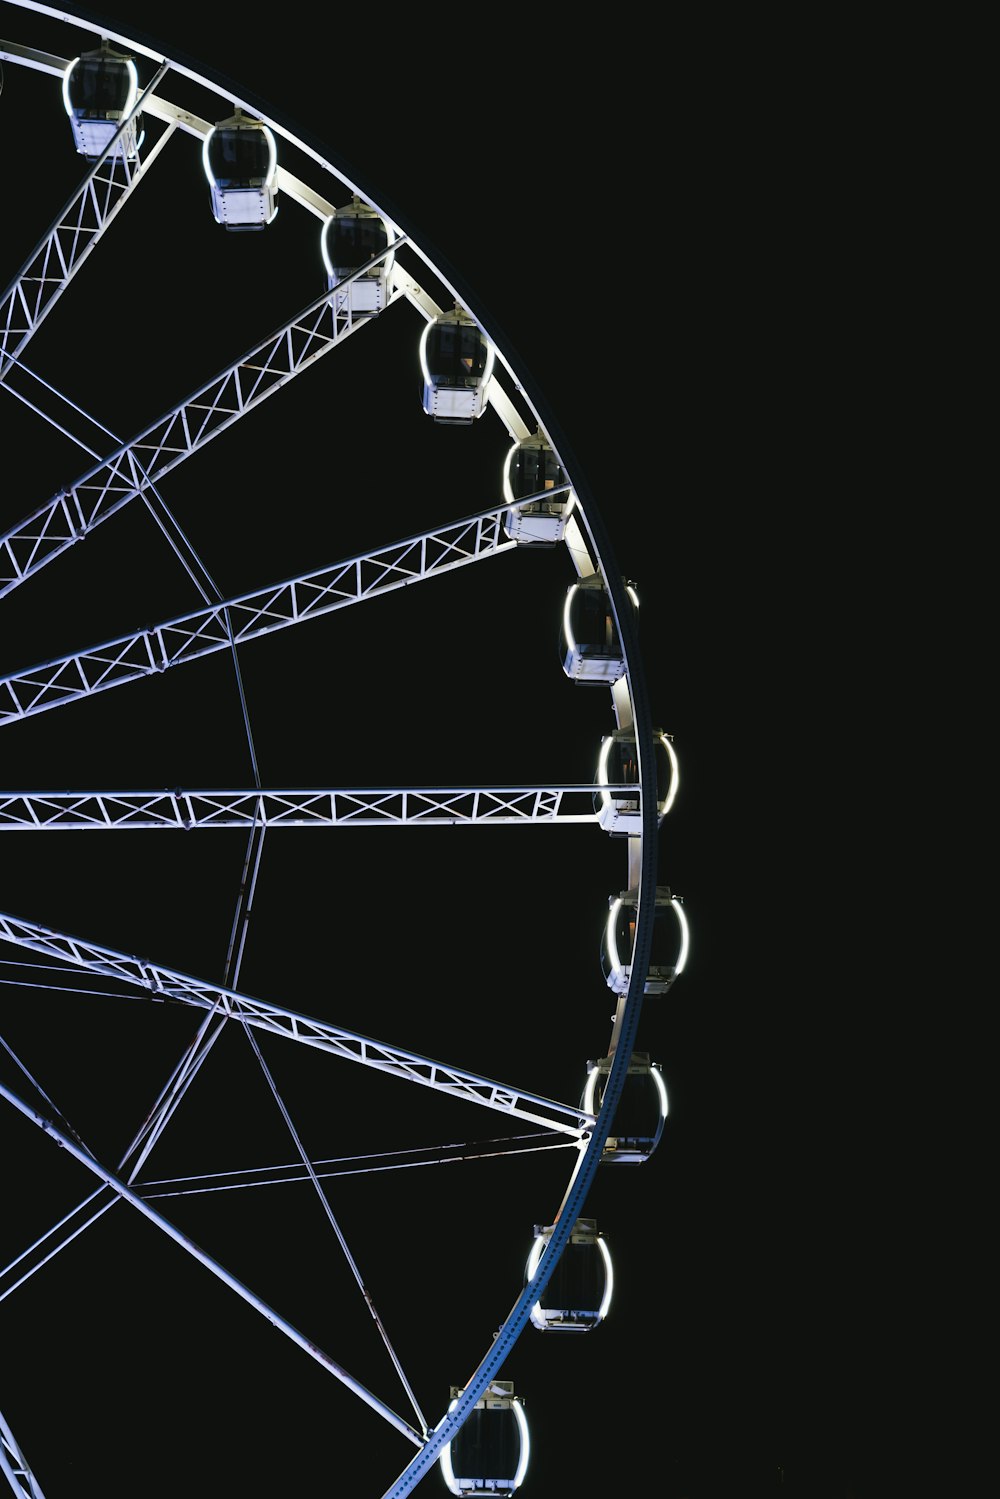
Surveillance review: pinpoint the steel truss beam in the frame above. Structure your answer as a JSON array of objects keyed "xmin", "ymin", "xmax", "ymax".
[
  {"xmin": 0, "ymin": 499, "xmax": 529, "ymax": 723},
  {"xmin": 0, "ymin": 1409, "xmax": 46, "ymax": 1499},
  {"xmin": 0, "ymin": 783, "xmax": 624, "ymax": 828},
  {"xmin": 0, "ymin": 252, "xmax": 404, "ymax": 597},
  {"xmin": 0, "ymin": 912, "xmax": 594, "ymax": 1137},
  {"xmin": 0, "ymin": 67, "xmax": 174, "ymax": 383}
]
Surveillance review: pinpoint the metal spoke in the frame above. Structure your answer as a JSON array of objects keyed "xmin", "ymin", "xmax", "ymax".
[
  {"xmin": 0, "ymin": 498, "xmax": 531, "ymax": 723},
  {"xmin": 0, "ymin": 1408, "xmax": 46, "ymax": 1499},
  {"xmin": 0, "ymin": 783, "xmax": 622, "ymax": 828},
  {"xmin": 0, "ymin": 910, "xmax": 595, "ymax": 1136},
  {"xmin": 0, "ymin": 245, "xmax": 406, "ymax": 597},
  {"xmin": 0, "ymin": 63, "xmax": 173, "ymax": 381}
]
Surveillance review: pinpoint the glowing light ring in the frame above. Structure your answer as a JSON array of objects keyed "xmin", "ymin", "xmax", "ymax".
[
  {"xmin": 661, "ymin": 734, "xmax": 680, "ymax": 815},
  {"xmin": 597, "ymin": 1236, "xmax": 614, "ymax": 1321},
  {"xmin": 61, "ymin": 50, "xmax": 138, "ymax": 119},
  {"xmin": 319, "ymin": 203, "xmax": 395, "ymax": 284},
  {"xmin": 525, "ymin": 1228, "xmax": 614, "ymax": 1328},
  {"xmin": 606, "ymin": 893, "xmax": 689, "ymax": 986},
  {"xmin": 418, "ymin": 313, "xmax": 495, "ymax": 391},
  {"xmin": 672, "ymin": 896, "xmax": 690, "ymax": 975},
  {"xmin": 201, "ymin": 118, "xmax": 278, "ymax": 188}
]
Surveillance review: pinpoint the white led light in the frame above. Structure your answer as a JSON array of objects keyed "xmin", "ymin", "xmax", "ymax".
[
  {"xmin": 672, "ymin": 897, "xmax": 690, "ymax": 975},
  {"xmin": 61, "ymin": 57, "xmax": 79, "ymax": 116},
  {"xmin": 200, "ymin": 127, "xmax": 213, "ymax": 185},
  {"xmin": 502, "ymin": 441, "xmax": 516, "ymax": 504},
  {"xmin": 598, "ymin": 735, "xmax": 613, "ymax": 812},
  {"xmin": 418, "ymin": 317, "xmax": 433, "ymax": 385},
  {"xmin": 513, "ymin": 1400, "xmax": 530, "ymax": 1487},
  {"xmin": 122, "ymin": 58, "xmax": 138, "ymax": 116},
  {"xmin": 660, "ymin": 732, "xmax": 680, "ymax": 815},
  {"xmin": 563, "ymin": 585, "xmax": 578, "ymax": 655},
  {"xmin": 582, "ymin": 1065, "xmax": 598, "ymax": 1115},
  {"xmin": 606, "ymin": 898, "xmax": 622, "ymax": 973},
  {"xmin": 320, "ymin": 216, "xmax": 335, "ymax": 278},
  {"xmin": 260, "ymin": 123, "xmax": 277, "ymax": 186},
  {"xmin": 598, "ymin": 1236, "xmax": 614, "ymax": 1320}
]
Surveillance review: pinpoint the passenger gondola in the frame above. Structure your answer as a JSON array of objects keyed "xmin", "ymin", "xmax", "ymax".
[
  {"xmin": 321, "ymin": 195, "xmax": 394, "ymax": 313},
  {"xmin": 601, "ymin": 886, "xmax": 689, "ymax": 996},
  {"xmin": 594, "ymin": 728, "xmax": 679, "ymax": 835},
  {"xmin": 525, "ymin": 1217, "xmax": 613, "ymax": 1332},
  {"xmin": 439, "ymin": 1382, "xmax": 530, "ymax": 1496},
  {"xmin": 202, "ymin": 109, "xmax": 278, "ymax": 231},
  {"xmin": 559, "ymin": 574, "xmax": 639, "ymax": 683},
  {"xmin": 580, "ymin": 1052, "xmax": 669, "ymax": 1163},
  {"xmin": 419, "ymin": 306, "xmax": 494, "ymax": 424},
  {"xmin": 62, "ymin": 42, "xmax": 143, "ymax": 160},
  {"xmin": 501, "ymin": 429, "xmax": 573, "ymax": 544}
]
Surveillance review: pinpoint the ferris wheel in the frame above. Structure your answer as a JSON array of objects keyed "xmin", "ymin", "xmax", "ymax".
[{"xmin": 0, "ymin": 5, "xmax": 689, "ymax": 1495}]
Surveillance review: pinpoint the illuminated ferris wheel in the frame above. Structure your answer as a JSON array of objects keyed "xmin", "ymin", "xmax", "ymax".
[{"xmin": 0, "ymin": 5, "xmax": 688, "ymax": 1495}]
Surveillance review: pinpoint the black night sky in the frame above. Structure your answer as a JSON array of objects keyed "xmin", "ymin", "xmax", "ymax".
[{"xmin": 0, "ymin": 7, "xmax": 897, "ymax": 1498}]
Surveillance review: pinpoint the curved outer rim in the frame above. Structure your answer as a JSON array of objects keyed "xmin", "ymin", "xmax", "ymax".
[{"xmin": 1, "ymin": 6, "xmax": 663, "ymax": 1495}]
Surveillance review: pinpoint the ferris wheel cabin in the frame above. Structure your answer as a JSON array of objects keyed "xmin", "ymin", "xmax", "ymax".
[
  {"xmin": 439, "ymin": 1382, "xmax": 530, "ymax": 1496},
  {"xmin": 419, "ymin": 307, "xmax": 494, "ymax": 424},
  {"xmin": 601, "ymin": 886, "xmax": 689, "ymax": 997},
  {"xmin": 62, "ymin": 43, "xmax": 142, "ymax": 159},
  {"xmin": 559, "ymin": 575, "xmax": 639, "ymax": 684},
  {"xmin": 501, "ymin": 430, "xmax": 573, "ymax": 545},
  {"xmin": 321, "ymin": 196, "xmax": 394, "ymax": 313},
  {"xmin": 581, "ymin": 1053, "xmax": 669, "ymax": 1164},
  {"xmin": 594, "ymin": 728, "xmax": 679, "ymax": 836},
  {"xmin": 202, "ymin": 109, "xmax": 278, "ymax": 230},
  {"xmin": 525, "ymin": 1217, "xmax": 613, "ymax": 1332}
]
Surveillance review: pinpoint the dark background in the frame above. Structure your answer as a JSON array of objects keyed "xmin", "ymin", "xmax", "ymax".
[{"xmin": 0, "ymin": 6, "xmax": 896, "ymax": 1497}]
